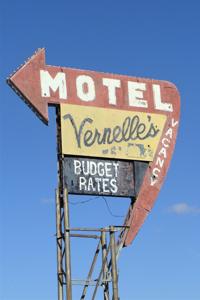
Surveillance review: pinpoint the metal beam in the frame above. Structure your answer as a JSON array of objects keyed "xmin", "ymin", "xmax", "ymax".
[
  {"xmin": 101, "ymin": 231, "xmax": 110, "ymax": 300},
  {"xmin": 110, "ymin": 227, "xmax": 119, "ymax": 300},
  {"xmin": 91, "ymin": 242, "xmax": 111, "ymax": 300},
  {"xmin": 56, "ymin": 189, "xmax": 63, "ymax": 300},
  {"xmin": 63, "ymin": 188, "xmax": 72, "ymax": 300},
  {"xmin": 80, "ymin": 240, "xmax": 101, "ymax": 299}
]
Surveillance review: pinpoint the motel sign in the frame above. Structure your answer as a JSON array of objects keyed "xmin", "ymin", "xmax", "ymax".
[{"xmin": 7, "ymin": 48, "xmax": 180, "ymax": 245}]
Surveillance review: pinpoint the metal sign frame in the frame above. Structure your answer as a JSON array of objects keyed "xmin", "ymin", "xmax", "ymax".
[
  {"xmin": 56, "ymin": 106, "xmax": 125, "ymax": 300},
  {"xmin": 7, "ymin": 49, "xmax": 180, "ymax": 300}
]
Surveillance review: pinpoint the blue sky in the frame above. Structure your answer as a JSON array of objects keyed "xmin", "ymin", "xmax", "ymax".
[{"xmin": 1, "ymin": 1, "xmax": 200, "ymax": 299}]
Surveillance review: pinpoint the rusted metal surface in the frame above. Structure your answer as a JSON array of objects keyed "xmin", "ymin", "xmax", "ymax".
[
  {"xmin": 61, "ymin": 226, "xmax": 121, "ymax": 299},
  {"xmin": 63, "ymin": 190, "xmax": 72, "ymax": 299},
  {"xmin": 80, "ymin": 240, "xmax": 101, "ymax": 299},
  {"xmin": 7, "ymin": 48, "xmax": 180, "ymax": 248},
  {"xmin": 55, "ymin": 189, "xmax": 63, "ymax": 300},
  {"xmin": 70, "ymin": 233, "xmax": 100, "ymax": 239},
  {"xmin": 110, "ymin": 227, "xmax": 119, "ymax": 300},
  {"xmin": 56, "ymin": 104, "xmax": 73, "ymax": 300},
  {"xmin": 63, "ymin": 156, "xmax": 135, "ymax": 197},
  {"xmin": 65, "ymin": 226, "xmax": 128, "ymax": 232},
  {"xmin": 8, "ymin": 48, "xmax": 179, "ymax": 125},
  {"xmin": 122, "ymin": 88, "xmax": 180, "ymax": 246},
  {"xmin": 91, "ymin": 241, "xmax": 111, "ymax": 300},
  {"xmin": 101, "ymin": 231, "xmax": 110, "ymax": 300},
  {"xmin": 63, "ymin": 156, "xmax": 148, "ymax": 198}
]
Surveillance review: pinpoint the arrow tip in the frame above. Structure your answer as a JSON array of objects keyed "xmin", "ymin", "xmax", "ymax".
[{"xmin": 7, "ymin": 48, "xmax": 49, "ymax": 125}]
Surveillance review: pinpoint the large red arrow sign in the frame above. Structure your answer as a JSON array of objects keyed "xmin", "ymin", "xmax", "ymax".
[
  {"xmin": 7, "ymin": 48, "xmax": 180, "ymax": 246},
  {"xmin": 8, "ymin": 48, "xmax": 179, "ymax": 124}
]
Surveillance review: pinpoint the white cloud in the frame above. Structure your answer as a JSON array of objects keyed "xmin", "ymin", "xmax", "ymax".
[{"xmin": 168, "ymin": 202, "xmax": 200, "ymax": 215}]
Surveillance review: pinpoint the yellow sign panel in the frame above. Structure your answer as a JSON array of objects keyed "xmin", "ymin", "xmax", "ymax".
[{"xmin": 60, "ymin": 104, "xmax": 166, "ymax": 161}]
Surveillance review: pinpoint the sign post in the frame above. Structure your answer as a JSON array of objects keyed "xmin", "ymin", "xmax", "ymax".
[
  {"xmin": 63, "ymin": 188, "xmax": 72, "ymax": 300},
  {"xmin": 55, "ymin": 189, "xmax": 63, "ymax": 300},
  {"xmin": 110, "ymin": 227, "xmax": 119, "ymax": 300},
  {"xmin": 56, "ymin": 105, "xmax": 73, "ymax": 300},
  {"xmin": 7, "ymin": 48, "xmax": 180, "ymax": 299}
]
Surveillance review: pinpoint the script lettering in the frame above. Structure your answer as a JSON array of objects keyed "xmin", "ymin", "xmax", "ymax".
[{"xmin": 63, "ymin": 114, "xmax": 160, "ymax": 149}]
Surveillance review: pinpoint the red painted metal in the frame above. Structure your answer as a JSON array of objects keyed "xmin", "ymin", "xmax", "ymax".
[
  {"xmin": 8, "ymin": 48, "xmax": 179, "ymax": 124},
  {"xmin": 7, "ymin": 49, "xmax": 180, "ymax": 246},
  {"xmin": 122, "ymin": 90, "xmax": 180, "ymax": 246}
]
